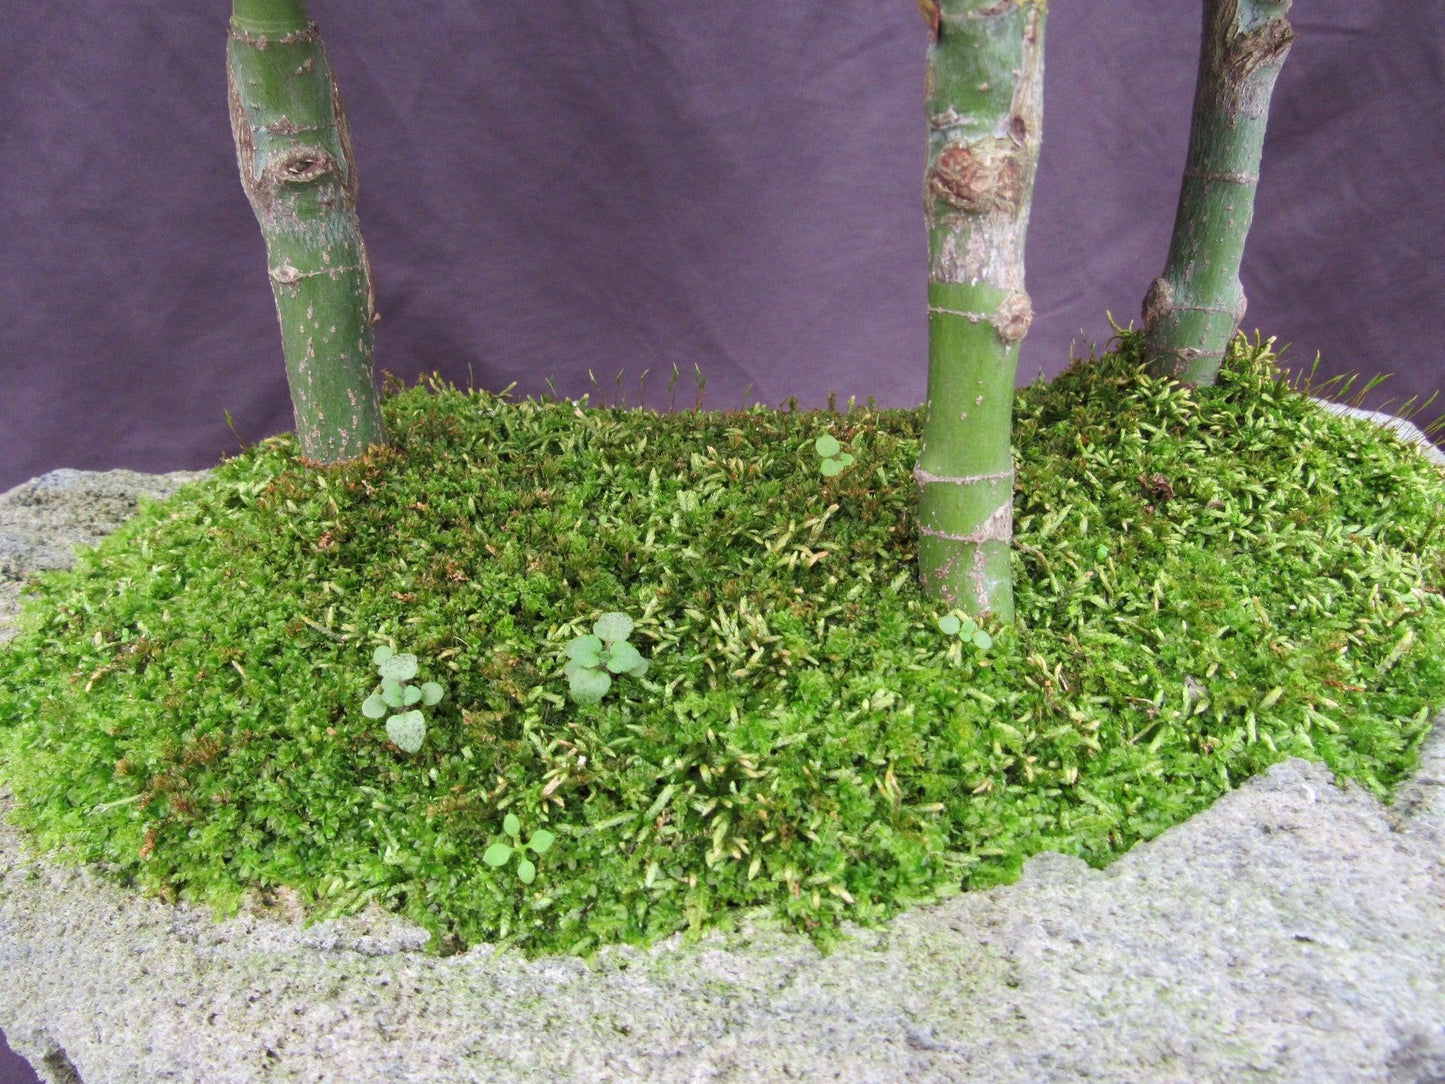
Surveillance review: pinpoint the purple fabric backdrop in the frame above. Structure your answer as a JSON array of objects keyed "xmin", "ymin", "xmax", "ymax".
[
  {"xmin": 0, "ymin": 1, "xmax": 1440, "ymax": 495},
  {"xmin": 0, "ymin": 1037, "xmax": 35, "ymax": 1084}
]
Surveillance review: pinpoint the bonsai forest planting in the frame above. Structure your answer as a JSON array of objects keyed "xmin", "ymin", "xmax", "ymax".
[{"xmin": 3, "ymin": 0, "xmax": 1445, "ymax": 959}]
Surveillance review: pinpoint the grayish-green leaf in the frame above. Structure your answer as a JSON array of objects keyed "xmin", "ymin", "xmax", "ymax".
[
  {"xmin": 517, "ymin": 858, "xmax": 536, "ymax": 884},
  {"xmin": 815, "ymin": 434, "xmax": 841, "ymax": 458},
  {"xmin": 938, "ymin": 614, "xmax": 961, "ymax": 636},
  {"xmin": 565, "ymin": 635, "xmax": 604, "ymax": 666},
  {"xmin": 504, "ymin": 812, "xmax": 521, "ymax": 837},
  {"xmin": 606, "ymin": 640, "xmax": 644, "ymax": 675},
  {"xmin": 361, "ymin": 693, "xmax": 387, "ymax": 719},
  {"xmin": 593, "ymin": 612, "xmax": 634, "ymax": 643},
  {"xmin": 528, "ymin": 829, "xmax": 555, "ymax": 855},
  {"xmin": 628, "ymin": 656, "xmax": 650, "ymax": 679},
  {"xmin": 820, "ymin": 458, "xmax": 843, "ymax": 478},
  {"xmin": 568, "ymin": 666, "xmax": 612, "ymax": 705},
  {"xmin": 403, "ymin": 685, "xmax": 422, "ymax": 706},
  {"xmin": 372, "ymin": 645, "xmax": 394, "ymax": 666},
  {"xmin": 835, "ymin": 452, "xmax": 855, "ymax": 468},
  {"xmin": 420, "ymin": 681, "xmax": 444, "ymax": 706},
  {"xmin": 483, "ymin": 842, "xmax": 512, "ymax": 867},
  {"xmin": 972, "ymin": 629, "xmax": 993, "ymax": 650},
  {"xmin": 385, "ymin": 710, "xmax": 426, "ymax": 753},
  {"xmin": 381, "ymin": 678, "xmax": 405, "ymax": 708},
  {"xmin": 378, "ymin": 652, "xmax": 419, "ymax": 682}
]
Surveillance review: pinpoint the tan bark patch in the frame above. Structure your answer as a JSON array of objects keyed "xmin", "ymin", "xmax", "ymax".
[
  {"xmin": 918, "ymin": 0, "xmax": 942, "ymax": 40},
  {"xmin": 264, "ymin": 145, "xmax": 339, "ymax": 188},
  {"xmin": 1224, "ymin": 8, "xmax": 1294, "ymax": 82},
  {"xmin": 993, "ymin": 291, "xmax": 1033, "ymax": 343},
  {"xmin": 1142, "ymin": 276, "xmax": 1172, "ymax": 330},
  {"xmin": 928, "ymin": 139, "xmax": 1021, "ymax": 215}
]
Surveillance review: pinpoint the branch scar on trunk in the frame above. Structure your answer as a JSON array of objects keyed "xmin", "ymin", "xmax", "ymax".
[{"xmin": 928, "ymin": 138, "xmax": 1022, "ymax": 215}]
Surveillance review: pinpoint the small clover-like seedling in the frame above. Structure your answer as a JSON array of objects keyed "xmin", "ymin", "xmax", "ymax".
[
  {"xmin": 937, "ymin": 611, "xmax": 993, "ymax": 651},
  {"xmin": 362, "ymin": 645, "xmax": 445, "ymax": 754},
  {"xmin": 563, "ymin": 611, "xmax": 649, "ymax": 705},
  {"xmin": 482, "ymin": 812, "xmax": 556, "ymax": 884},
  {"xmin": 814, "ymin": 434, "xmax": 855, "ymax": 478}
]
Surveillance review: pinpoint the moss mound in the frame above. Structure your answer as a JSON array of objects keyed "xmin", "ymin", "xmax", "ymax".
[{"xmin": 3, "ymin": 334, "xmax": 1444, "ymax": 956}]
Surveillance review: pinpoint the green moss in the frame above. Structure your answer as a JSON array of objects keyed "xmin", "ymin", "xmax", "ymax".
[{"xmin": 2, "ymin": 332, "xmax": 1444, "ymax": 956}]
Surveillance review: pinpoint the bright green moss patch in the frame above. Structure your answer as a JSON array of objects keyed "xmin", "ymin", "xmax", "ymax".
[{"xmin": 3, "ymin": 333, "xmax": 1444, "ymax": 956}]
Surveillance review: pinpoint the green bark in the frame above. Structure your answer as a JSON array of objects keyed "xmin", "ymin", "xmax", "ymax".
[
  {"xmin": 916, "ymin": 0, "xmax": 1046, "ymax": 621},
  {"xmin": 1144, "ymin": 0, "xmax": 1294, "ymax": 385},
  {"xmin": 227, "ymin": 0, "xmax": 386, "ymax": 462}
]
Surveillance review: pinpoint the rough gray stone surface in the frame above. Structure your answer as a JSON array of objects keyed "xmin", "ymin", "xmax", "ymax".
[
  {"xmin": 0, "ymin": 468, "xmax": 208, "ymax": 646},
  {"xmin": 1, "ymin": 423, "xmax": 1443, "ymax": 1083}
]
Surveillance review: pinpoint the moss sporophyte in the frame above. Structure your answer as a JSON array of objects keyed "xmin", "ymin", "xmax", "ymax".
[{"xmin": 3, "ymin": 335, "xmax": 1445, "ymax": 955}]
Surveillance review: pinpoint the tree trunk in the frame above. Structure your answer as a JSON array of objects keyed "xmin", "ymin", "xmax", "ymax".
[
  {"xmin": 915, "ymin": 0, "xmax": 1046, "ymax": 622},
  {"xmin": 227, "ymin": 0, "xmax": 386, "ymax": 462},
  {"xmin": 1144, "ymin": 0, "xmax": 1294, "ymax": 385}
]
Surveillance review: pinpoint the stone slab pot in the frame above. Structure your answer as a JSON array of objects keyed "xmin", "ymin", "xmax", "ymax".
[{"xmin": 1, "ymin": 406, "xmax": 1444, "ymax": 1083}]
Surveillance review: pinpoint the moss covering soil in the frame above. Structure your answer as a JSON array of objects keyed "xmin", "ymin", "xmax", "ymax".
[{"xmin": 3, "ymin": 333, "xmax": 1445, "ymax": 957}]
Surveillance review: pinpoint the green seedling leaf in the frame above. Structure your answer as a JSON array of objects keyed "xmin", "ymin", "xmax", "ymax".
[
  {"xmin": 361, "ymin": 693, "xmax": 387, "ymax": 719},
  {"xmin": 483, "ymin": 842, "xmax": 513, "ymax": 867},
  {"xmin": 504, "ymin": 813, "xmax": 521, "ymax": 837},
  {"xmin": 565, "ymin": 635, "xmax": 604, "ymax": 666},
  {"xmin": 628, "ymin": 656, "xmax": 650, "ymax": 679},
  {"xmin": 834, "ymin": 452, "xmax": 854, "ymax": 468},
  {"xmin": 972, "ymin": 629, "xmax": 993, "ymax": 650},
  {"xmin": 517, "ymin": 859, "xmax": 537, "ymax": 884},
  {"xmin": 937, "ymin": 614, "xmax": 961, "ymax": 636},
  {"xmin": 593, "ymin": 612, "xmax": 634, "ymax": 643},
  {"xmin": 381, "ymin": 678, "xmax": 405, "ymax": 708},
  {"xmin": 420, "ymin": 682, "xmax": 444, "ymax": 706},
  {"xmin": 378, "ymin": 653, "xmax": 419, "ymax": 682},
  {"xmin": 606, "ymin": 640, "xmax": 644, "ymax": 675},
  {"xmin": 568, "ymin": 666, "xmax": 612, "ymax": 705},
  {"xmin": 820, "ymin": 458, "xmax": 844, "ymax": 478},
  {"xmin": 815, "ymin": 434, "xmax": 841, "ymax": 458},
  {"xmin": 372, "ymin": 645, "xmax": 394, "ymax": 666},
  {"xmin": 527, "ymin": 829, "xmax": 555, "ymax": 855},
  {"xmin": 403, "ymin": 685, "xmax": 422, "ymax": 706},
  {"xmin": 385, "ymin": 710, "xmax": 426, "ymax": 753}
]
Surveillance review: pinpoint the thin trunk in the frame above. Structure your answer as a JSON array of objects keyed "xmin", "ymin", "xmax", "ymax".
[
  {"xmin": 1144, "ymin": 0, "xmax": 1293, "ymax": 385},
  {"xmin": 916, "ymin": 0, "xmax": 1046, "ymax": 621},
  {"xmin": 227, "ymin": 0, "xmax": 386, "ymax": 462}
]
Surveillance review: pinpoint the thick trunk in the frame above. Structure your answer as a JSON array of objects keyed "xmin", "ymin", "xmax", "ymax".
[
  {"xmin": 915, "ymin": 0, "xmax": 1046, "ymax": 621},
  {"xmin": 227, "ymin": 0, "xmax": 386, "ymax": 462},
  {"xmin": 1144, "ymin": 0, "xmax": 1293, "ymax": 385}
]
